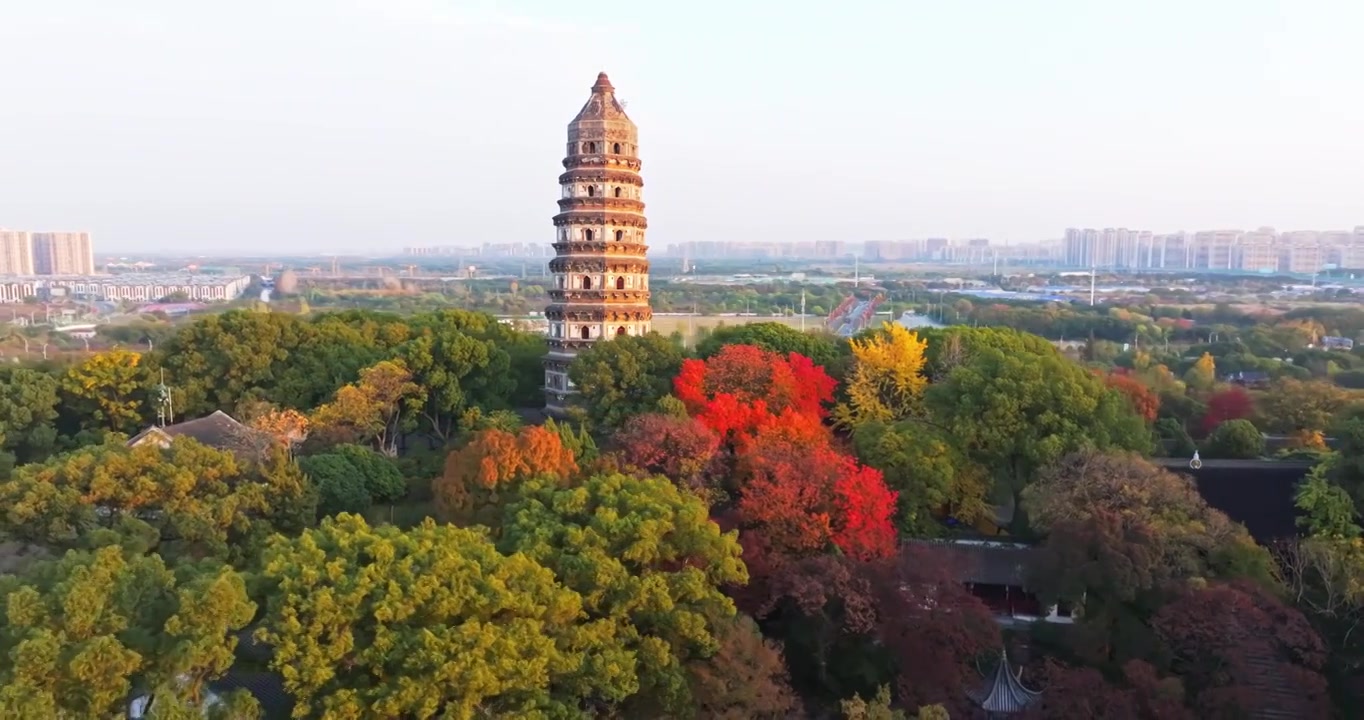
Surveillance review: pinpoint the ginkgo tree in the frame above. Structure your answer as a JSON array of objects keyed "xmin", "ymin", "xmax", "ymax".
[{"xmin": 834, "ymin": 323, "xmax": 929, "ymax": 428}]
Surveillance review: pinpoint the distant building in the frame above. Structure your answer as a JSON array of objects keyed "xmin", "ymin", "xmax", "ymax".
[
  {"xmin": 32, "ymin": 231, "xmax": 95, "ymax": 275},
  {"xmin": 0, "ymin": 273, "xmax": 251, "ymax": 304},
  {"xmin": 0, "ymin": 230, "xmax": 34, "ymax": 275}
]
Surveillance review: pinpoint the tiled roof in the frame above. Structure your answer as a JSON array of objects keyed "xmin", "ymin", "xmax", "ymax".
[
  {"xmin": 910, "ymin": 540, "xmax": 1038, "ymax": 587},
  {"xmin": 969, "ymin": 649, "xmax": 1041, "ymax": 714},
  {"xmin": 127, "ymin": 411, "xmax": 268, "ymax": 453}
]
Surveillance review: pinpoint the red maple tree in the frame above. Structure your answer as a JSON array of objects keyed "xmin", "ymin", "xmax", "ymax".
[
  {"xmin": 1202, "ymin": 386, "xmax": 1255, "ymax": 435},
  {"xmin": 736, "ymin": 422, "xmax": 897, "ymax": 561},
  {"xmin": 674, "ymin": 344, "xmax": 836, "ymax": 444},
  {"xmin": 613, "ymin": 412, "xmax": 721, "ymax": 495},
  {"xmin": 1021, "ymin": 660, "xmax": 1193, "ymax": 720},
  {"xmin": 754, "ymin": 548, "xmax": 1000, "ymax": 714},
  {"xmin": 1153, "ymin": 580, "xmax": 1330, "ymax": 719}
]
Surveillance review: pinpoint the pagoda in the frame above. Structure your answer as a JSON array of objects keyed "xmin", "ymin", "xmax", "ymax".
[
  {"xmin": 969, "ymin": 649, "xmax": 1041, "ymax": 717},
  {"xmin": 543, "ymin": 72, "xmax": 652, "ymax": 415}
]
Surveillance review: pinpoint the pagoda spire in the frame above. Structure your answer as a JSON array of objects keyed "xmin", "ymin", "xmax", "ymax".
[{"xmin": 969, "ymin": 649, "xmax": 1041, "ymax": 717}]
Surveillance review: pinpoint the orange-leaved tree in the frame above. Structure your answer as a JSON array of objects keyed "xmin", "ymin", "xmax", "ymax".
[
  {"xmin": 433, "ymin": 425, "xmax": 578, "ymax": 528},
  {"xmin": 1103, "ymin": 370, "xmax": 1160, "ymax": 423},
  {"xmin": 673, "ymin": 344, "xmax": 836, "ymax": 445}
]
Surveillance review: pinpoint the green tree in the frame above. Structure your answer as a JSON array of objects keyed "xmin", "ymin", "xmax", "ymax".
[
  {"xmin": 1203, "ymin": 419, "xmax": 1265, "ymax": 459},
  {"xmin": 255, "ymin": 514, "xmax": 603, "ymax": 718},
  {"xmin": 150, "ymin": 312, "xmax": 318, "ymax": 418},
  {"xmin": 1295, "ymin": 458, "xmax": 1362, "ymax": 539},
  {"xmin": 696, "ymin": 322, "xmax": 844, "ymax": 368},
  {"xmin": 0, "ymin": 546, "xmax": 257, "ymax": 718},
  {"xmin": 925, "ymin": 343, "xmax": 1150, "ymax": 531},
  {"xmin": 398, "ymin": 323, "xmax": 510, "ymax": 441},
  {"xmin": 59, "ymin": 348, "xmax": 153, "ymax": 435},
  {"xmin": 298, "ymin": 453, "xmax": 372, "ymax": 518},
  {"xmin": 333, "ymin": 443, "xmax": 407, "ymax": 503},
  {"xmin": 853, "ymin": 421, "xmax": 990, "ymax": 536},
  {"xmin": 0, "ymin": 367, "xmax": 61, "ymax": 467},
  {"xmin": 568, "ymin": 333, "xmax": 685, "ymax": 431},
  {"xmin": 498, "ymin": 472, "xmax": 749, "ymax": 715}
]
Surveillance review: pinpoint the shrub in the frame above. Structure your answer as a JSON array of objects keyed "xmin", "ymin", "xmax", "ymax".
[{"xmin": 1203, "ymin": 419, "xmax": 1265, "ymax": 460}]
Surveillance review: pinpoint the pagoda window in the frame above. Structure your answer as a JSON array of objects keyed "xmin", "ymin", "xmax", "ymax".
[
  {"xmin": 580, "ymin": 325, "xmax": 591, "ymax": 340},
  {"xmin": 583, "ymin": 229, "xmax": 594, "ymax": 241},
  {"xmin": 615, "ymin": 230, "xmax": 624, "ymax": 241},
  {"xmin": 581, "ymin": 276, "xmax": 593, "ymax": 290},
  {"xmin": 614, "ymin": 187, "xmax": 622, "ymax": 198},
  {"xmin": 613, "ymin": 142, "xmax": 621, "ymax": 154},
  {"xmin": 615, "ymin": 276, "xmax": 625, "ymax": 290},
  {"xmin": 617, "ymin": 326, "xmax": 627, "ymax": 337},
  {"xmin": 587, "ymin": 185, "xmax": 595, "ymax": 197},
  {"xmin": 580, "ymin": 142, "xmax": 589, "ymax": 153}
]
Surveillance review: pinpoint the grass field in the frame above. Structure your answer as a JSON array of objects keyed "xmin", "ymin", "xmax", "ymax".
[{"xmin": 650, "ymin": 314, "xmax": 815, "ymax": 346}]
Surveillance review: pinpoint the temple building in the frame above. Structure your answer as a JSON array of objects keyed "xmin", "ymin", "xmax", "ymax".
[{"xmin": 544, "ymin": 72, "xmax": 652, "ymax": 415}]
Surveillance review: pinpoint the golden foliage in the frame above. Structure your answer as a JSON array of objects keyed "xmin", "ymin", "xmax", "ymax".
[{"xmin": 834, "ymin": 324, "xmax": 929, "ymax": 428}]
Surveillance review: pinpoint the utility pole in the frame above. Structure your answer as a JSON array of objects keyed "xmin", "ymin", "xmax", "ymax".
[{"xmin": 800, "ymin": 290, "xmax": 806, "ymax": 332}]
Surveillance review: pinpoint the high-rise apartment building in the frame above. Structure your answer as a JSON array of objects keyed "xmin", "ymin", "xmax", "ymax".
[
  {"xmin": 32, "ymin": 232, "xmax": 95, "ymax": 275},
  {"xmin": 0, "ymin": 230, "xmax": 34, "ymax": 275}
]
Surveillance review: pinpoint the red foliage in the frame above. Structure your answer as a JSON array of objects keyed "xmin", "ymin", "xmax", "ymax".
[
  {"xmin": 831, "ymin": 465, "xmax": 899, "ymax": 561},
  {"xmin": 736, "ymin": 423, "xmax": 897, "ymax": 561},
  {"xmin": 612, "ymin": 413, "xmax": 721, "ymax": 493},
  {"xmin": 1021, "ymin": 660, "xmax": 1193, "ymax": 720},
  {"xmin": 1202, "ymin": 387, "xmax": 1254, "ymax": 435},
  {"xmin": 1153, "ymin": 581, "xmax": 1330, "ymax": 719},
  {"xmin": 753, "ymin": 548, "xmax": 1000, "ymax": 714},
  {"xmin": 674, "ymin": 344, "xmax": 835, "ymax": 444},
  {"xmin": 1104, "ymin": 372, "xmax": 1160, "ymax": 423}
]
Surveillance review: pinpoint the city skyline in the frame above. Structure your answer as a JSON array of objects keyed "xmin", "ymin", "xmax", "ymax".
[{"xmin": 3, "ymin": 1, "xmax": 1361, "ymax": 253}]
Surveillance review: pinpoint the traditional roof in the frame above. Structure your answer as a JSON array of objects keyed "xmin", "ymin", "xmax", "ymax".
[
  {"xmin": 969, "ymin": 649, "xmax": 1041, "ymax": 714},
  {"xmin": 127, "ymin": 410, "xmax": 265, "ymax": 453},
  {"xmin": 570, "ymin": 71, "xmax": 632, "ymax": 125},
  {"xmin": 910, "ymin": 540, "xmax": 1038, "ymax": 587}
]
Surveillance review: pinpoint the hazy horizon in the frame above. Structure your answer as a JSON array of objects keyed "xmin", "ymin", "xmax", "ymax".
[{"xmin": 3, "ymin": 1, "xmax": 1361, "ymax": 254}]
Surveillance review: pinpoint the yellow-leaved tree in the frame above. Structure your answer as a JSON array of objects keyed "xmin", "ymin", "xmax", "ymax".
[
  {"xmin": 60, "ymin": 348, "xmax": 153, "ymax": 435},
  {"xmin": 1184, "ymin": 352, "xmax": 1216, "ymax": 392},
  {"xmin": 834, "ymin": 323, "xmax": 929, "ymax": 428}
]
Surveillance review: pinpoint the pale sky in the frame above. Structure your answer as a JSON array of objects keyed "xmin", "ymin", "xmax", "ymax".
[{"xmin": 2, "ymin": 0, "xmax": 1360, "ymax": 254}]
